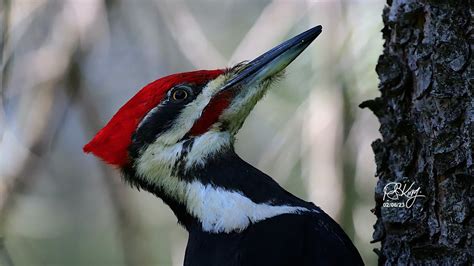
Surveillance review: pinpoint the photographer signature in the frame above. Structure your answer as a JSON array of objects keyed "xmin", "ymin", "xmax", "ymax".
[{"xmin": 383, "ymin": 182, "xmax": 426, "ymax": 208}]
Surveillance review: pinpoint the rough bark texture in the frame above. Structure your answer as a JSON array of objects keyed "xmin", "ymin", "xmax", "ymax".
[{"xmin": 361, "ymin": 0, "xmax": 473, "ymax": 264}]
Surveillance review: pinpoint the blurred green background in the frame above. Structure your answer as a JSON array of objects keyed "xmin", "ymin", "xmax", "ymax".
[{"xmin": 0, "ymin": 0, "xmax": 383, "ymax": 265}]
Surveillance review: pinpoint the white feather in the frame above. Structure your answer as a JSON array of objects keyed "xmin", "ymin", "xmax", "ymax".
[{"xmin": 185, "ymin": 131, "xmax": 232, "ymax": 169}]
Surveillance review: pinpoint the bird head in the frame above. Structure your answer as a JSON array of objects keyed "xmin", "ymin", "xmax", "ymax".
[{"xmin": 83, "ymin": 26, "xmax": 321, "ymax": 228}]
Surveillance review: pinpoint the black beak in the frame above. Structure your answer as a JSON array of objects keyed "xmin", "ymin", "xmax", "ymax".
[{"xmin": 221, "ymin": 25, "xmax": 322, "ymax": 91}]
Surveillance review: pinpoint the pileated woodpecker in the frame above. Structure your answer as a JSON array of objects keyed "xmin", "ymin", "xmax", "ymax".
[{"xmin": 84, "ymin": 26, "xmax": 363, "ymax": 265}]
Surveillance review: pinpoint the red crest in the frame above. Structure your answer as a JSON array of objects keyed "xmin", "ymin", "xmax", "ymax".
[{"xmin": 83, "ymin": 69, "xmax": 224, "ymax": 166}]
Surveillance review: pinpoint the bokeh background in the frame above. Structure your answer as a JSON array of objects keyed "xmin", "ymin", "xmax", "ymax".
[{"xmin": 0, "ymin": 0, "xmax": 384, "ymax": 265}]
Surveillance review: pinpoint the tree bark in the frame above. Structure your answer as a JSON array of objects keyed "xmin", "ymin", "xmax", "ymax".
[{"xmin": 361, "ymin": 0, "xmax": 473, "ymax": 264}]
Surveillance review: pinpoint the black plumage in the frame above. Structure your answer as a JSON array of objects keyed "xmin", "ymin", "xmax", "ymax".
[
  {"xmin": 125, "ymin": 144, "xmax": 364, "ymax": 266},
  {"xmin": 185, "ymin": 213, "xmax": 362, "ymax": 266},
  {"xmin": 184, "ymin": 150, "xmax": 363, "ymax": 266}
]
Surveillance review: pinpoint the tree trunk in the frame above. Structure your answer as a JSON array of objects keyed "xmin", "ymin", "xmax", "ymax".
[{"xmin": 361, "ymin": 0, "xmax": 473, "ymax": 264}]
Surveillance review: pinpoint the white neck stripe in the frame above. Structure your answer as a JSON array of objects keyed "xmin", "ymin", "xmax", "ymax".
[
  {"xmin": 185, "ymin": 180, "xmax": 310, "ymax": 233},
  {"xmin": 135, "ymin": 131, "xmax": 312, "ymax": 233}
]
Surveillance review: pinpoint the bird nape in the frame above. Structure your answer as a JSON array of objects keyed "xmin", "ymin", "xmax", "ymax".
[{"xmin": 83, "ymin": 25, "xmax": 364, "ymax": 266}]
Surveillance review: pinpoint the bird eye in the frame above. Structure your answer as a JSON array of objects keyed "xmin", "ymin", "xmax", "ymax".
[
  {"xmin": 169, "ymin": 85, "xmax": 194, "ymax": 103},
  {"xmin": 170, "ymin": 85, "xmax": 195, "ymax": 103},
  {"xmin": 172, "ymin": 89, "xmax": 188, "ymax": 101}
]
